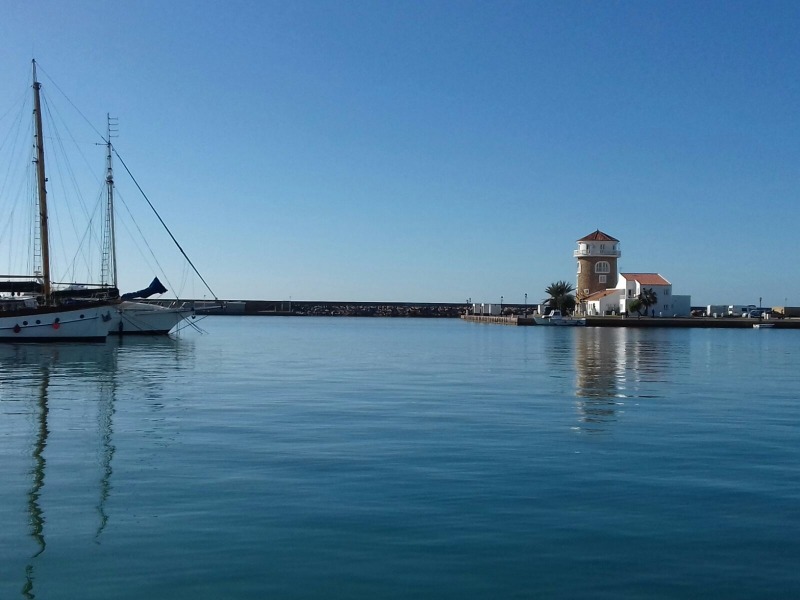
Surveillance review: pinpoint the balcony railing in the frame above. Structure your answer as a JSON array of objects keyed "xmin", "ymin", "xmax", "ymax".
[{"xmin": 574, "ymin": 249, "xmax": 621, "ymax": 257}]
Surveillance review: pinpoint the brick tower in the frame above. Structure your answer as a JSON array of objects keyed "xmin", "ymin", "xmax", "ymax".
[{"xmin": 575, "ymin": 230, "xmax": 620, "ymax": 297}]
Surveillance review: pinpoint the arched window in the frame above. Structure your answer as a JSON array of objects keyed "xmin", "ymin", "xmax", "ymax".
[{"xmin": 595, "ymin": 261, "xmax": 610, "ymax": 274}]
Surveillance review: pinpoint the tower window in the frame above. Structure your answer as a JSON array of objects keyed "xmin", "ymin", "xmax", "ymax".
[
  {"xmin": 599, "ymin": 275, "xmax": 607, "ymax": 284},
  {"xmin": 595, "ymin": 261, "xmax": 610, "ymax": 274}
]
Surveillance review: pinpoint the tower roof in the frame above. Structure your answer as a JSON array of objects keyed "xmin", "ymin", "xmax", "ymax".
[{"xmin": 577, "ymin": 229, "xmax": 619, "ymax": 242}]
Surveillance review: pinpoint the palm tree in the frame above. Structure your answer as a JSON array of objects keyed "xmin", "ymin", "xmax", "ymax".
[
  {"xmin": 639, "ymin": 287, "xmax": 658, "ymax": 316},
  {"xmin": 628, "ymin": 297, "xmax": 644, "ymax": 318},
  {"xmin": 545, "ymin": 280, "xmax": 576, "ymax": 315}
]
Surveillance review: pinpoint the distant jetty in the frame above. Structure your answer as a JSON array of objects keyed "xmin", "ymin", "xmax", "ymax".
[{"xmin": 148, "ymin": 299, "xmax": 471, "ymax": 318}]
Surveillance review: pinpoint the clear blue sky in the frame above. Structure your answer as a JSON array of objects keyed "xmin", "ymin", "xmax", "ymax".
[{"xmin": 1, "ymin": 0, "xmax": 798, "ymax": 306}]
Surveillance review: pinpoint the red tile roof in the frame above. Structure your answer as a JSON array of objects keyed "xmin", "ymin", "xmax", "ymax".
[
  {"xmin": 585, "ymin": 289, "xmax": 622, "ymax": 301},
  {"xmin": 577, "ymin": 229, "xmax": 619, "ymax": 242},
  {"xmin": 620, "ymin": 273, "xmax": 671, "ymax": 286}
]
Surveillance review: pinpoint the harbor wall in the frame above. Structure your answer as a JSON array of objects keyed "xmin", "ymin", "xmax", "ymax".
[
  {"xmin": 143, "ymin": 299, "xmax": 800, "ymax": 327},
  {"xmin": 462, "ymin": 315, "xmax": 800, "ymax": 329},
  {"xmin": 147, "ymin": 299, "xmax": 474, "ymax": 317}
]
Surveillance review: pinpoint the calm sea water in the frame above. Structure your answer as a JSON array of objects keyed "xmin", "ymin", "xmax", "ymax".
[{"xmin": 1, "ymin": 317, "xmax": 798, "ymax": 599}]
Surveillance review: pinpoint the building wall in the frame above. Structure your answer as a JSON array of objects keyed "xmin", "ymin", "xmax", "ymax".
[
  {"xmin": 577, "ymin": 256, "xmax": 620, "ymax": 297},
  {"xmin": 672, "ymin": 295, "xmax": 692, "ymax": 317},
  {"xmin": 619, "ymin": 284, "xmax": 674, "ymax": 315},
  {"xmin": 587, "ymin": 290, "xmax": 624, "ymax": 316}
]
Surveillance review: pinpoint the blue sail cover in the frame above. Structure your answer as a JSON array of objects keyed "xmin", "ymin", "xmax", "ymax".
[{"xmin": 121, "ymin": 277, "xmax": 168, "ymax": 300}]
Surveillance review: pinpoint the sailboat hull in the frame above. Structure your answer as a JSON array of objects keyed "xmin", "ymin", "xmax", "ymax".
[
  {"xmin": 108, "ymin": 301, "xmax": 194, "ymax": 335},
  {"xmin": 0, "ymin": 305, "xmax": 110, "ymax": 342}
]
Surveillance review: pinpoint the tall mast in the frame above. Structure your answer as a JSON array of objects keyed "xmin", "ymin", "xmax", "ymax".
[
  {"xmin": 103, "ymin": 114, "xmax": 118, "ymax": 289},
  {"xmin": 32, "ymin": 60, "xmax": 51, "ymax": 301}
]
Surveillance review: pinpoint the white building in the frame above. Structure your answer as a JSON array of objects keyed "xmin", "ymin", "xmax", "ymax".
[
  {"xmin": 617, "ymin": 273, "xmax": 672, "ymax": 315},
  {"xmin": 472, "ymin": 303, "xmax": 501, "ymax": 316},
  {"xmin": 574, "ymin": 230, "xmax": 692, "ymax": 317},
  {"xmin": 614, "ymin": 273, "xmax": 690, "ymax": 316},
  {"xmin": 585, "ymin": 289, "xmax": 624, "ymax": 316}
]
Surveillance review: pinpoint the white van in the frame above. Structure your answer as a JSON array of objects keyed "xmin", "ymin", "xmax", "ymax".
[{"xmin": 728, "ymin": 305, "xmax": 756, "ymax": 317}]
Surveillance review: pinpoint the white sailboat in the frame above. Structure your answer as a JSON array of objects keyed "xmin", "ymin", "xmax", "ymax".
[
  {"xmin": 99, "ymin": 118, "xmax": 195, "ymax": 335},
  {"xmin": 114, "ymin": 282, "xmax": 195, "ymax": 335},
  {"xmin": 0, "ymin": 61, "xmax": 111, "ymax": 342}
]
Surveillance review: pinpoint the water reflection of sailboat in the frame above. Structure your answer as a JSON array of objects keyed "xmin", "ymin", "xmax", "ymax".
[
  {"xmin": 1, "ymin": 337, "xmax": 194, "ymax": 596},
  {"xmin": 95, "ymin": 351, "xmax": 117, "ymax": 540},
  {"xmin": 22, "ymin": 361, "xmax": 49, "ymax": 598},
  {"xmin": 2, "ymin": 344, "xmax": 117, "ymax": 597}
]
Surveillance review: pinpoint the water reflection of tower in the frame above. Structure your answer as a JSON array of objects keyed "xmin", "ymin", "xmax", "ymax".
[
  {"xmin": 574, "ymin": 328, "xmax": 627, "ymax": 432},
  {"xmin": 574, "ymin": 328, "xmax": 676, "ymax": 432}
]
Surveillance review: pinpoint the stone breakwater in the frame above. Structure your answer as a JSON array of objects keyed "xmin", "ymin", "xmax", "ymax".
[
  {"xmin": 279, "ymin": 302, "xmax": 465, "ymax": 318},
  {"xmin": 165, "ymin": 299, "xmax": 474, "ymax": 318}
]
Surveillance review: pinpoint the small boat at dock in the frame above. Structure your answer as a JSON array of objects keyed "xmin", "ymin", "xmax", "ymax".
[{"xmin": 533, "ymin": 310, "xmax": 586, "ymax": 326}]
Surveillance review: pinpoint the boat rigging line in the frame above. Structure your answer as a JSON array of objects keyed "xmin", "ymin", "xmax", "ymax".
[{"xmin": 111, "ymin": 148, "xmax": 218, "ymax": 301}]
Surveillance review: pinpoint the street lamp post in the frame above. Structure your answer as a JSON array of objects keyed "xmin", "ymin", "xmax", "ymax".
[{"xmin": 500, "ymin": 295, "xmax": 503, "ymax": 315}]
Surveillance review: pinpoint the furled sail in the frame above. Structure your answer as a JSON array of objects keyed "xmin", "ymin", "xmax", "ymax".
[
  {"xmin": 121, "ymin": 277, "xmax": 168, "ymax": 300},
  {"xmin": 53, "ymin": 286, "xmax": 119, "ymax": 300}
]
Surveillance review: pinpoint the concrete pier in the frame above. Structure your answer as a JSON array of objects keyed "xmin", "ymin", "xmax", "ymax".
[
  {"xmin": 461, "ymin": 314, "xmax": 800, "ymax": 329},
  {"xmin": 584, "ymin": 316, "xmax": 800, "ymax": 328},
  {"xmin": 461, "ymin": 315, "xmax": 535, "ymax": 326}
]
